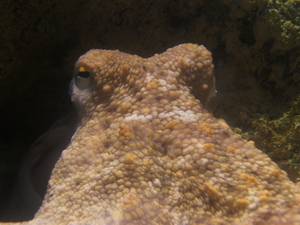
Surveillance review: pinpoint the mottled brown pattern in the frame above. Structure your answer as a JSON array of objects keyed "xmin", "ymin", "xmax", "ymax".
[{"xmin": 3, "ymin": 44, "xmax": 300, "ymax": 224}]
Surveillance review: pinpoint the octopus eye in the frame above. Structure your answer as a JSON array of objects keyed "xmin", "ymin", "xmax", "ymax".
[
  {"xmin": 78, "ymin": 70, "xmax": 90, "ymax": 78},
  {"xmin": 75, "ymin": 66, "xmax": 91, "ymax": 89}
]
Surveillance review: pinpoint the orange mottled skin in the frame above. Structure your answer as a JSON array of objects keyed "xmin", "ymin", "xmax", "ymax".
[{"xmin": 2, "ymin": 44, "xmax": 300, "ymax": 224}]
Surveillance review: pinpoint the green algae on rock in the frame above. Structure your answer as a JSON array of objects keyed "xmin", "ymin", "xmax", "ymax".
[{"xmin": 244, "ymin": 95, "xmax": 300, "ymax": 181}]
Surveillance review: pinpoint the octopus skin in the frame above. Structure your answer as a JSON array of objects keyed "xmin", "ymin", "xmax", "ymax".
[{"xmin": 2, "ymin": 43, "xmax": 300, "ymax": 224}]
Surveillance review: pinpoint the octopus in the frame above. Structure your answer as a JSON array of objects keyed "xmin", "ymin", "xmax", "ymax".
[{"xmin": 2, "ymin": 43, "xmax": 300, "ymax": 224}]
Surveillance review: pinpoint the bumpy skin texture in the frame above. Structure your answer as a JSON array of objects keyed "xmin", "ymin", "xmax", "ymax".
[{"xmin": 4, "ymin": 44, "xmax": 300, "ymax": 224}]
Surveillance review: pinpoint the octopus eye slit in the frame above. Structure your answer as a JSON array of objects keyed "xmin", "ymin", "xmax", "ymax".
[
  {"xmin": 78, "ymin": 71, "xmax": 91, "ymax": 79},
  {"xmin": 74, "ymin": 67, "xmax": 92, "ymax": 89}
]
